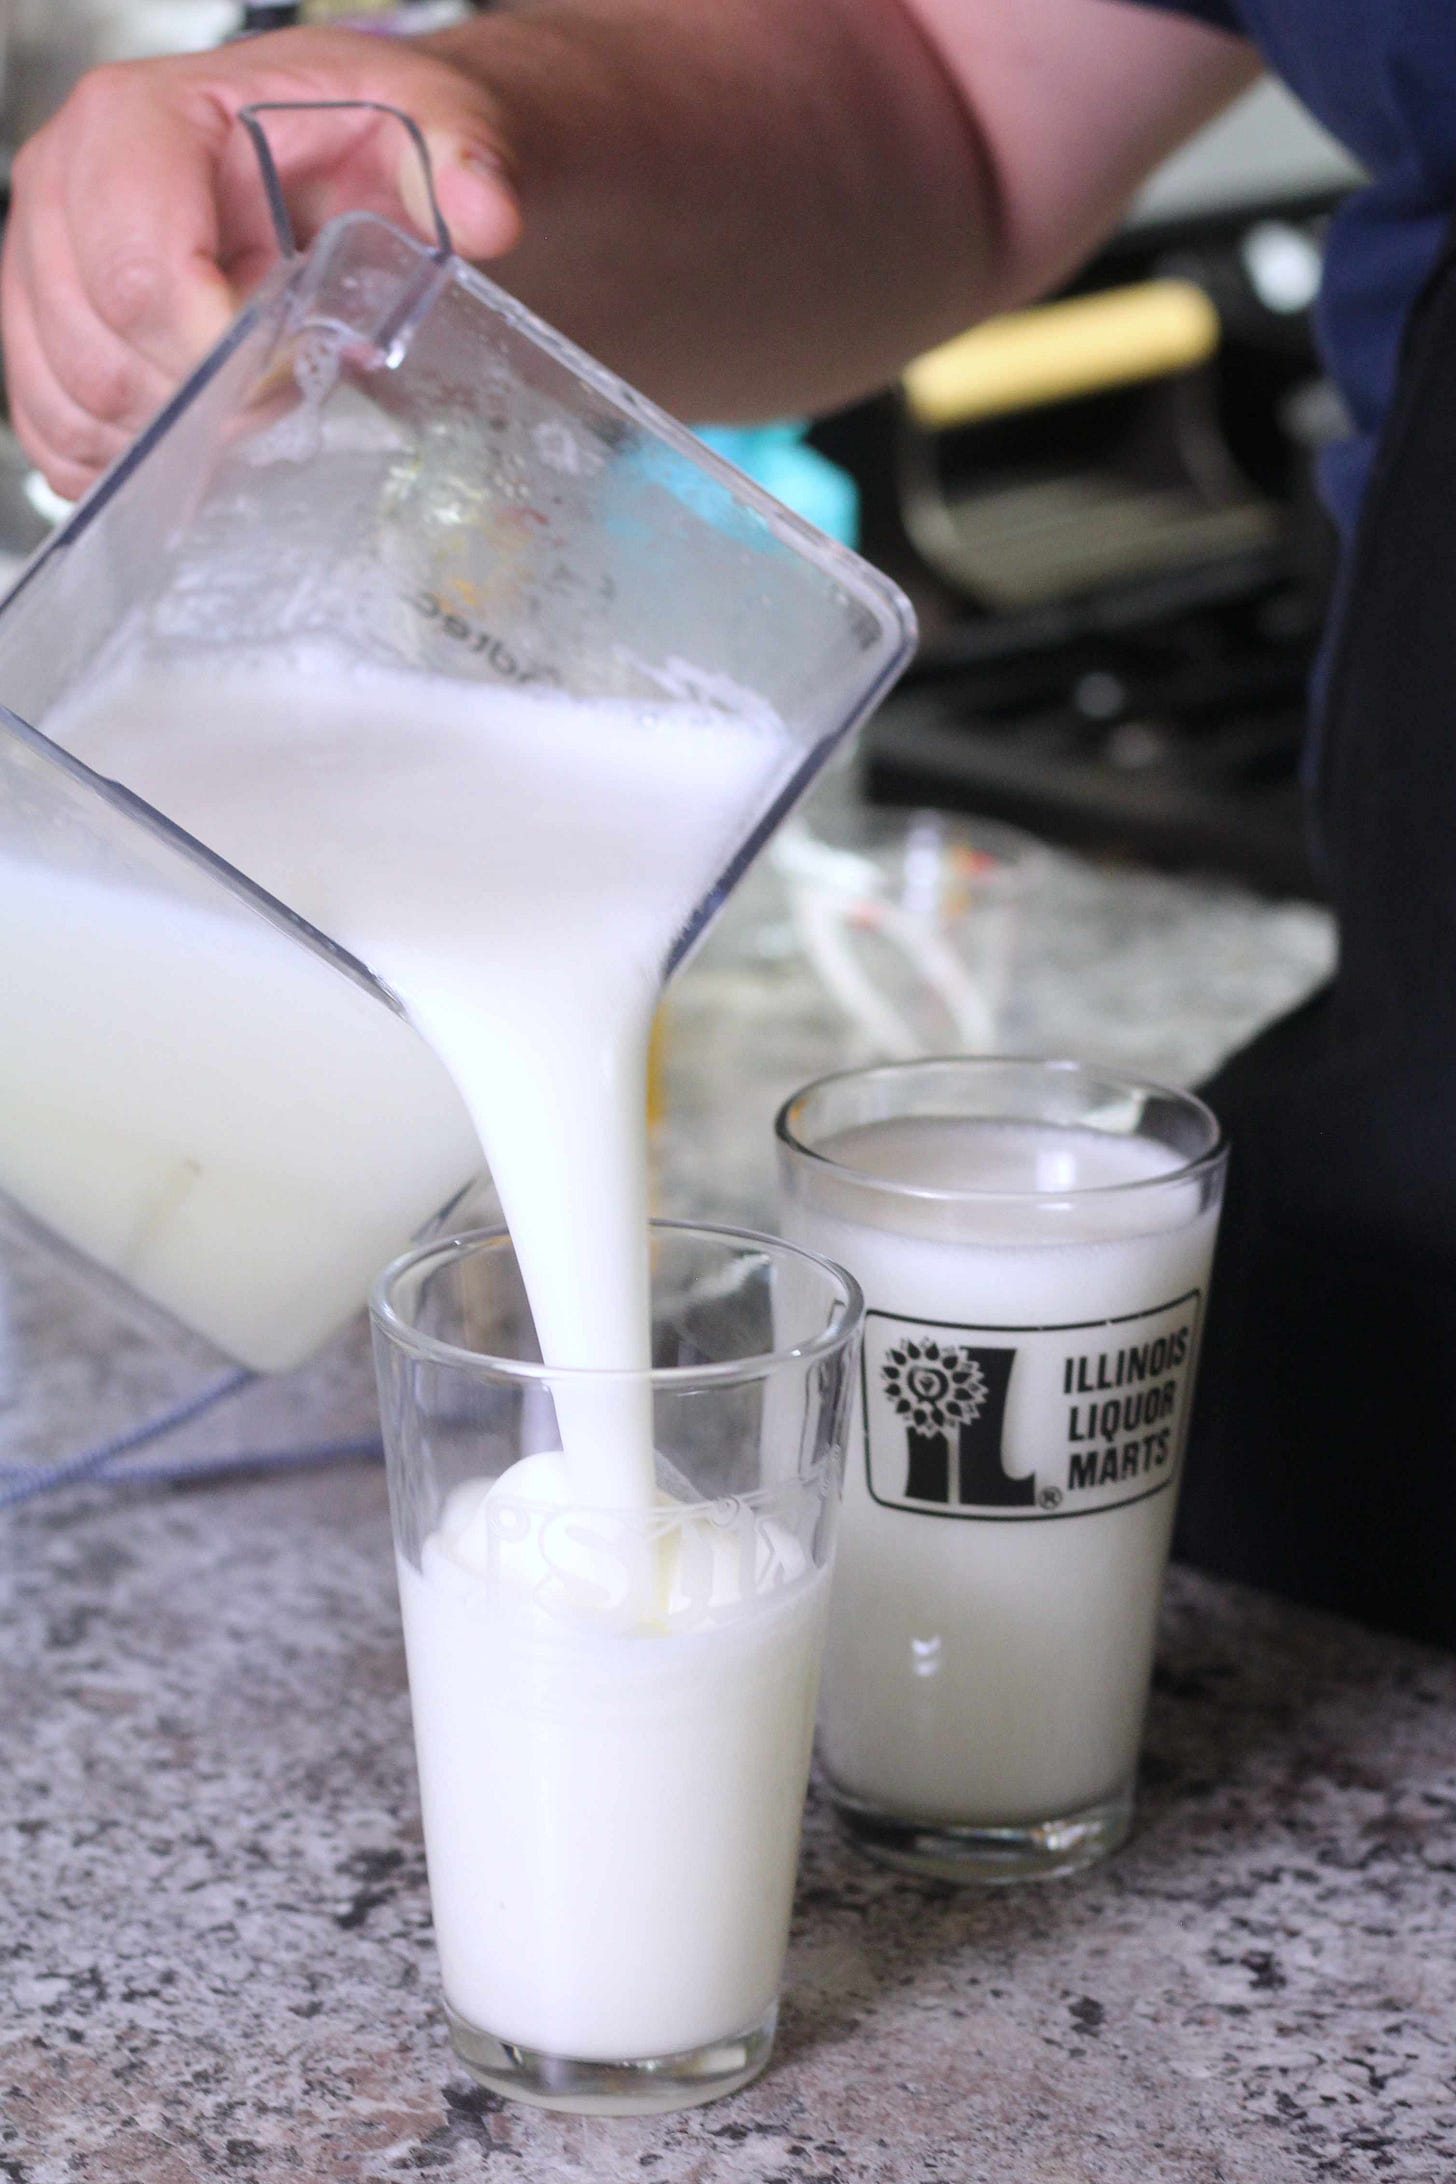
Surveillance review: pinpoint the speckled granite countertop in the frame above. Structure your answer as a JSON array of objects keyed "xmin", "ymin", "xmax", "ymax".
[
  {"xmin": 5, "ymin": 839, "xmax": 1452, "ymax": 2183},
  {"xmin": 5, "ymin": 1462, "xmax": 1455, "ymax": 2183}
]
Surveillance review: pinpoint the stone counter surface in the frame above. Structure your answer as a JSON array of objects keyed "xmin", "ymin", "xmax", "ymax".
[{"xmin": 4, "ymin": 1461, "xmax": 1454, "ymax": 2184}]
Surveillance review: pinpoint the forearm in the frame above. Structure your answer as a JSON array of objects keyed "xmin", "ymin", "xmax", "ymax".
[
  {"xmin": 422, "ymin": 0, "xmax": 994, "ymax": 419},
  {"xmin": 2, "ymin": 0, "xmax": 1258, "ymax": 493}
]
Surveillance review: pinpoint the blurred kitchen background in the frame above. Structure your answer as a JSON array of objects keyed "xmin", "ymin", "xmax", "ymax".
[{"xmin": 0, "ymin": 3, "xmax": 1354, "ymax": 1229}]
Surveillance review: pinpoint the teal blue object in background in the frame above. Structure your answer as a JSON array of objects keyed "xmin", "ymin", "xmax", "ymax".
[{"xmin": 693, "ymin": 422, "xmax": 860, "ymax": 548}]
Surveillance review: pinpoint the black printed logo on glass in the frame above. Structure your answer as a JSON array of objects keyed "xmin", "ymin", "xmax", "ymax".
[
  {"xmin": 879, "ymin": 1336, "xmax": 1030, "ymax": 1509},
  {"xmin": 861, "ymin": 1293, "xmax": 1204, "ymax": 1522}
]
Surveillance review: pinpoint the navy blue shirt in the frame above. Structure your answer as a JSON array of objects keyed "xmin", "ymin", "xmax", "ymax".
[{"xmin": 1124, "ymin": 0, "xmax": 1456, "ymax": 539}]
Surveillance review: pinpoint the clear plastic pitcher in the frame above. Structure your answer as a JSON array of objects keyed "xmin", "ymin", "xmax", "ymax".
[{"xmin": 0, "ymin": 106, "xmax": 914, "ymax": 1382}]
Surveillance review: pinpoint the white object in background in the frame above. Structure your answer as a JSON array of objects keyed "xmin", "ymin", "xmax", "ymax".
[
  {"xmin": 1, "ymin": 0, "xmax": 239, "ymax": 150},
  {"xmin": 104, "ymin": 1, "xmax": 241, "ymax": 56},
  {"xmin": 772, "ymin": 804, "xmax": 1043, "ymax": 1061},
  {"xmin": 302, "ymin": 2, "xmax": 472, "ymax": 27},
  {"xmin": 1128, "ymin": 76, "xmax": 1362, "ymax": 230}
]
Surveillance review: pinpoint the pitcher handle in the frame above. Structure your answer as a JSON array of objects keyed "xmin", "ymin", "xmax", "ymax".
[{"xmin": 237, "ymin": 100, "xmax": 453, "ymax": 263}]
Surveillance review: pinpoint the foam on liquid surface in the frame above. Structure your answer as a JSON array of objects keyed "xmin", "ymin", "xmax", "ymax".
[
  {"xmin": 822, "ymin": 1116, "xmax": 1180, "ymax": 1195},
  {"xmin": 811, "ymin": 1117, "xmax": 1197, "ymax": 1248}
]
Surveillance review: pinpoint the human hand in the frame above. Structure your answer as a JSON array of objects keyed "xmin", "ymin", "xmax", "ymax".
[{"xmin": 1, "ymin": 27, "xmax": 520, "ymax": 499}]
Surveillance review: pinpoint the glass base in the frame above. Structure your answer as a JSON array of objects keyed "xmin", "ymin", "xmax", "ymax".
[
  {"xmin": 445, "ymin": 1998, "xmax": 777, "ymax": 2116},
  {"xmin": 831, "ymin": 1780, "xmax": 1134, "ymax": 1884}
]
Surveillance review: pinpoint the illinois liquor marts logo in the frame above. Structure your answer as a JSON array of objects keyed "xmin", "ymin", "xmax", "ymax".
[{"xmin": 861, "ymin": 1292, "xmax": 1205, "ymax": 1521}]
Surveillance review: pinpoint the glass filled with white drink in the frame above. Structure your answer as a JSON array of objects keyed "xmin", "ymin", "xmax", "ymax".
[
  {"xmin": 776, "ymin": 1058, "xmax": 1226, "ymax": 1883},
  {"xmin": 371, "ymin": 1222, "xmax": 861, "ymax": 2115}
]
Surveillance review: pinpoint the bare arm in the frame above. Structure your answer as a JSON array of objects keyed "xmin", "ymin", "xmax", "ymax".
[
  {"xmin": 1, "ymin": 0, "xmax": 1258, "ymax": 497},
  {"xmin": 428, "ymin": 0, "xmax": 1259, "ymax": 416},
  {"xmin": 903, "ymin": 0, "xmax": 1262, "ymax": 313}
]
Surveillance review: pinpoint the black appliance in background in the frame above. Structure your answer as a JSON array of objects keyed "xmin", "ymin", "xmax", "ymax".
[{"xmin": 814, "ymin": 190, "xmax": 1352, "ymax": 901}]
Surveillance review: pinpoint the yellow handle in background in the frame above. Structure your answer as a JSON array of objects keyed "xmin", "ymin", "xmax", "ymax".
[{"xmin": 902, "ymin": 278, "xmax": 1221, "ymax": 431}]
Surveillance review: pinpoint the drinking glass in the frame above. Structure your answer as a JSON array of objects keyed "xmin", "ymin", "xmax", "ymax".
[
  {"xmin": 371, "ymin": 1221, "xmax": 862, "ymax": 2113},
  {"xmin": 776, "ymin": 1057, "xmax": 1226, "ymax": 1883}
]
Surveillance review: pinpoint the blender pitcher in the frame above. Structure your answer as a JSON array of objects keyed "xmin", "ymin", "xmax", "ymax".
[{"xmin": 0, "ymin": 104, "xmax": 915, "ymax": 1385}]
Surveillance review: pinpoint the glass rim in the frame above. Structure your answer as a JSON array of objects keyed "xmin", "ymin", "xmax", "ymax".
[
  {"xmin": 369, "ymin": 1217, "xmax": 864, "ymax": 1385},
  {"xmin": 774, "ymin": 1055, "xmax": 1228, "ymax": 1207}
]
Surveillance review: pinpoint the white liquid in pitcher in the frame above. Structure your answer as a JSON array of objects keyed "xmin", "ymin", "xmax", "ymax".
[
  {"xmin": 782, "ymin": 1116, "xmax": 1219, "ymax": 1828},
  {"xmin": 0, "ymin": 855, "xmax": 481, "ymax": 1370}
]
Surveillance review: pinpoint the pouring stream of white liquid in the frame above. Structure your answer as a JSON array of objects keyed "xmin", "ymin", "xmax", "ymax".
[{"xmin": 47, "ymin": 645, "xmax": 793, "ymax": 1506}]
